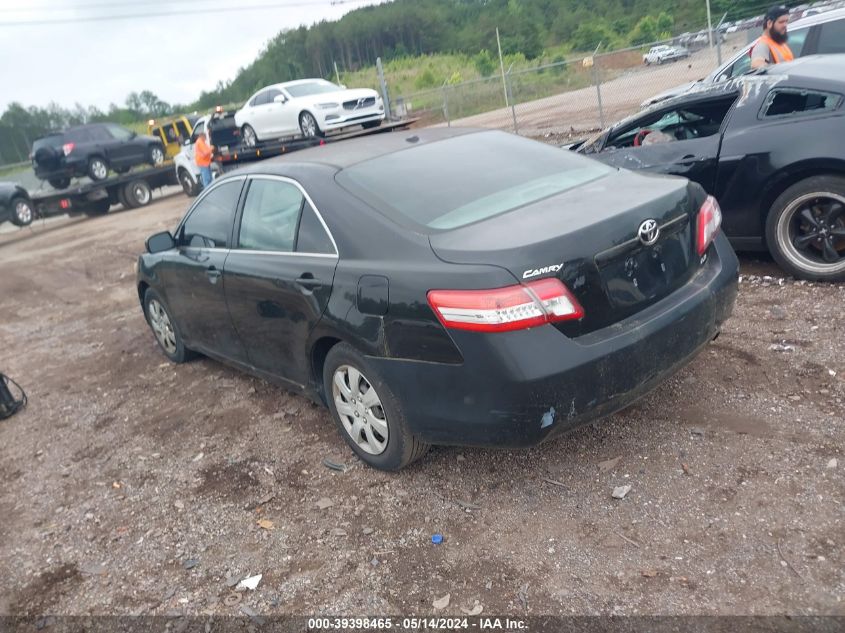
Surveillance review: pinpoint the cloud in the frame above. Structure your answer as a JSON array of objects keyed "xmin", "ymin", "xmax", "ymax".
[{"xmin": 0, "ymin": 0, "xmax": 390, "ymax": 111}]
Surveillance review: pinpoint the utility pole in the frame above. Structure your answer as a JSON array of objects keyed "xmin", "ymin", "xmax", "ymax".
[
  {"xmin": 496, "ymin": 27, "xmax": 509, "ymax": 108},
  {"xmin": 706, "ymin": 0, "xmax": 714, "ymax": 48}
]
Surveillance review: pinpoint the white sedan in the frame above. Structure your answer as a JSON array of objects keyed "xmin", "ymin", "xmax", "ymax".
[{"xmin": 234, "ymin": 79, "xmax": 385, "ymax": 145}]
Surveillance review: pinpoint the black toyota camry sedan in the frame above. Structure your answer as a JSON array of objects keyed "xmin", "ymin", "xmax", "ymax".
[{"xmin": 136, "ymin": 128, "xmax": 738, "ymax": 470}]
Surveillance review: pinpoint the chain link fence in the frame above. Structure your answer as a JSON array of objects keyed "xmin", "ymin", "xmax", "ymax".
[{"xmin": 389, "ymin": 29, "xmax": 751, "ymax": 141}]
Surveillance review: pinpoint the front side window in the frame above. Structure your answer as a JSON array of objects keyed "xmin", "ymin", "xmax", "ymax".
[
  {"xmin": 761, "ymin": 88, "xmax": 843, "ymax": 118},
  {"xmin": 180, "ymin": 180, "xmax": 243, "ymax": 248},
  {"xmin": 606, "ymin": 96, "xmax": 737, "ymax": 148},
  {"xmin": 238, "ymin": 179, "xmax": 304, "ymax": 252},
  {"xmin": 190, "ymin": 121, "xmax": 205, "ymax": 143}
]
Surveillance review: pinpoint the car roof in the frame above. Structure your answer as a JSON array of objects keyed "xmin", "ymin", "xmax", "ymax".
[
  {"xmin": 234, "ymin": 127, "xmax": 485, "ymax": 173},
  {"xmin": 618, "ymin": 54, "xmax": 845, "ymax": 127}
]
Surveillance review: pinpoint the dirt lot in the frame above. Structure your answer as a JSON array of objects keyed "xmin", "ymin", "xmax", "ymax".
[{"xmin": 0, "ymin": 193, "xmax": 843, "ymax": 618}]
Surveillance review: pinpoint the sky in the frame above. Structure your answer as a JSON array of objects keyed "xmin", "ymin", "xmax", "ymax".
[{"xmin": 0, "ymin": 0, "xmax": 390, "ymax": 112}]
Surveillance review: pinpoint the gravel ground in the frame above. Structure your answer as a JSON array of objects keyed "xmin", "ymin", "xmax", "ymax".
[{"xmin": 0, "ymin": 193, "xmax": 843, "ymax": 618}]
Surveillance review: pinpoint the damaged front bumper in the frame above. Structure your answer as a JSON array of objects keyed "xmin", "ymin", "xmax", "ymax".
[{"xmin": 368, "ymin": 234, "xmax": 738, "ymax": 448}]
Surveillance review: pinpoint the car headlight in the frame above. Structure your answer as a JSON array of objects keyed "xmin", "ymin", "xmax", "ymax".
[{"xmin": 316, "ymin": 103, "xmax": 339, "ymax": 110}]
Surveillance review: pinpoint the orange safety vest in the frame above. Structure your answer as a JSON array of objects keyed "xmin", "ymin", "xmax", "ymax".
[
  {"xmin": 755, "ymin": 35, "xmax": 795, "ymax": 64},
  {"xmin": 195, "ymin": 135, "xmax": 213, "ymax": 167}
]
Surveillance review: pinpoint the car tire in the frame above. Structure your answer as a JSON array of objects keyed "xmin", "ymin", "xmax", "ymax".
[
  {"xmin": 362, "ymin": 120, "xmax": 381, "ymax": 130},
  {"xmin": 178, "ymin": 168, "xmax": 200, "ymax": 197},
  {"xmin": 241, "ymin": 124, "xmax": 258, "ymax": 148},
  {"xmin": 322, "ymin": 342, "xmax": 429, "ymax": 471},
  {"xmin": 122, "ymin": 180, "xmax": 152, "ymax": 209},
  {"xmin": 765, "ymin": 175, "xmax": 845, "ymax": 282},
  {"xmin": 48, "ymin": 177, "xmax": 71, "ymax": 190},
  {"xmin": 83, "ymin": 198, "xmax": 111, "ymax": 216},
  {"xmin": 149, "ymin": 145, "xmax": 165, "ymax": 166},
  {"xmin": 9, "ymin": 196, "xmax": 34, "ymax": 227},
  {"xmin": 143, "ymin": 288, "xmax": 194, "ymax": 363},
  {"xmin": 88, "ymin": 156, "xmax": 109, "ymax": 181},
  {"xmin": 299, "ymin": 111, "xmax": 323, "ymax": 138}
]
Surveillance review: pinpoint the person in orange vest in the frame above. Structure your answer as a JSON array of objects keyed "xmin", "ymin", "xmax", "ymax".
[
  {"xmin": 750, "ymin": 6, "xmax": 794, "ymax": 69},
  {"xmin": 194, "ymin": 131, "xmax": 215, "ymax": 189}
]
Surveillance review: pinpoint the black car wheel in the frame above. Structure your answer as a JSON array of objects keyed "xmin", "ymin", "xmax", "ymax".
[
  {"xmin": 323, "ymin": 342, "xmax": 429, "ymax": 471},
  {"xmin": 766, "ymin": 175, "xmax": 845, "ymax": 281},
  {"xmin": 143, "ymin": 289, "xmax": 193, "ymax": 363},
  {"xmin": 178, "ymin": 168, "xmax": 200, "ymax": 197},
  {"xmin": 123, "ymin": 180, "xmax": 152, "ymax": 209},
  {"xmin": 88, "ymin": 156, "xmax": 109, "ymax": 181},
  {"xmin": 299, "ymin": 112, "xmax": 323, "ymax": 138},
  {"xmin": 48, "ymin": 177, "xmax": 71, "ymax": 190},
  {"xmin": 9, "ymin": 197, "xmax": 34, "ymax": 227},
  {"xmin": 241, "ymin": 124, "xmax": 258, "ymax": 148},
  {"xmin": 149, "ymin": 145, "xmax": 165, "ymax": 166}
]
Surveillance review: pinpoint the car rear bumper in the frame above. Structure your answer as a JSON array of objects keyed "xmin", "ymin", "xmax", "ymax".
[{"xmin": 368, "ymin": 233, "xmax": 739, "ymax": 448}]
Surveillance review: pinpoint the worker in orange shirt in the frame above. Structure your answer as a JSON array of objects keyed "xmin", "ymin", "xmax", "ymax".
[
  {"xmin": 195, "ymin": 131, "xmax": 215, "ymax": 189},
  {"xmin": 750, "ymin": 6, "xmax": 794, "ymax": 69}
]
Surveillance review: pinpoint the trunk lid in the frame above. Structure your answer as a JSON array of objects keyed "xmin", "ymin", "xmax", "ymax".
[{"xmin": 428, "ymin": 170, "xmax": 704, "ymax": 336}]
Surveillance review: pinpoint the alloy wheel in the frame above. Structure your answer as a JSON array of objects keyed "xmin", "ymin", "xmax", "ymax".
[
  {"xmin": 242, "ymin": 126, "xmax": 257, "ymax": 147},
  {"xmin": 151, "ymin": 147, "xmax": 165, "ymax": 165},
  {"xmin": 332, "ymin": 365, "xmax": 389, "ymax": 455},
  {"xmin": 300, "ymin": 113, "xmax": 318, "ymax": 138},
  {"xmin": 778, "ymin": 192, "xmax": 845, "ymax": 274},
  {"xmin": 15, "ymin": 200, "xmax": 33, "ymax": 225},
  {"xmin": 148, "ymin": 299, "xmax": 177, "ymax": 355},
  {"xmin": 91, "ymin": 159, "xmax": 108, "ymax": 180}
]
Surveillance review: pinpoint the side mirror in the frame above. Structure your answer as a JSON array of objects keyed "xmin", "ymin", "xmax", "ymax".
[
  {"xmin": 273, "ymin": 94, "xmax": 287, "ymax": 104},
  {"xmin": 146, "ymin": 231, "xmax": 176, "ymax": 254}
]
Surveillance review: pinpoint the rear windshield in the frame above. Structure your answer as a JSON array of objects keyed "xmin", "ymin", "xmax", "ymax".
[
  {"xmin": 33, "ymin": 134, "xmax": 63, "ymax": 150},
  {"xmin": 335, "ymin": 131, "xmax": 612, "ymax": 230}
]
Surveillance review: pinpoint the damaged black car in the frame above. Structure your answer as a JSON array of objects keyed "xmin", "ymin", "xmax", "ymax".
[{"xmin": 575, "ymin": 55, "xmax": 845, "ymax": 281}]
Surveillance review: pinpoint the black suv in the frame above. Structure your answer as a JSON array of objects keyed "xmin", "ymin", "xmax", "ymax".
[{"xmin": 32, "ymin": 123, "xmax": 166, "ymax": 190}]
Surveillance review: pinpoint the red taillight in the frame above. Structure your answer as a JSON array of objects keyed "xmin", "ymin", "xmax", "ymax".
[
  {"xmin": 427, "ymin": 278, "xmax": 584, "ymax": 333},
  {"xmin": 59, "ymin": 199, "xmax": 71, "ymax": 209},
  {"xmin": 696, "ymin": 195, "xmax": 722, "ymax": 256},
  {"xmin": 62, "ymin": 142, "xmax": 75, "ymax": 156}
]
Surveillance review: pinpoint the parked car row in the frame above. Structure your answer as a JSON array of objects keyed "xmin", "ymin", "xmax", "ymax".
[
  {"xmin": 642, "ymin": 7, "xmax": 845, "ymax": 107},
  {"xmin": 643, "ymin": 45, "xmax": 690, "ymax": 65}
]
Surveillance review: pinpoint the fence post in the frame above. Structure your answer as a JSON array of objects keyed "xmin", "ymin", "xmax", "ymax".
[
  {"xmin": 376, "ymin": 57, "xmax": 392, "ymax": 120},
  {"xmin": 505, "ymin": 72, "xmax": 518, "ymax": 134},
  {"xmin": 442, "ymin": 85, "xmax": 451, "ymax": 127},
  {"xmin": 590, "ymin": 46, "xmax": 606, "ymax": 130}
]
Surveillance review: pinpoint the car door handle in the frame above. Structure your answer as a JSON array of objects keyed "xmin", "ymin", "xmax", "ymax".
[
  {"xmin": 295, "ymin": 274, "xmax": 323, "ymax": 292},
  {"xmin": 206, "ymin": 266, "xmax": 222, "ymax": 284}
]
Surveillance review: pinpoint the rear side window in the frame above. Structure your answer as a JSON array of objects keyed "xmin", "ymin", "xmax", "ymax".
[
  {"xmin": 762, "ymin": 88, "xmax": 843, "ymax": 117},
  {"xmin": 65, "ymin": 128, "xmax": 93, "ymax": 143},
  {"xmin": 107, "ymin": 124, "xmax": 133, "ymax": 141},
  {"xmin": 297, "ymin": 202, "xmax": 335, "ymax": 254},
  {"xmin": 33, "ymin": 135, "xmax": 63, "ymax": 151},
  {"xmin": 89, "ymin": 127, "xmax": 112, "ymax": 142},
  {"xmin": 180, "ymin": 180, "xmax": 243, "ymax": 248},
  {"xmin": 817, "ymin": 19, "xmax": 845, "ymax": 54}
]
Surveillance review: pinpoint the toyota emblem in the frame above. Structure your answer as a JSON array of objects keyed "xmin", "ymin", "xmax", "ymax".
[{"xmin": 638, "ymin": 219, "xmax": 660, "ymax": 246}]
